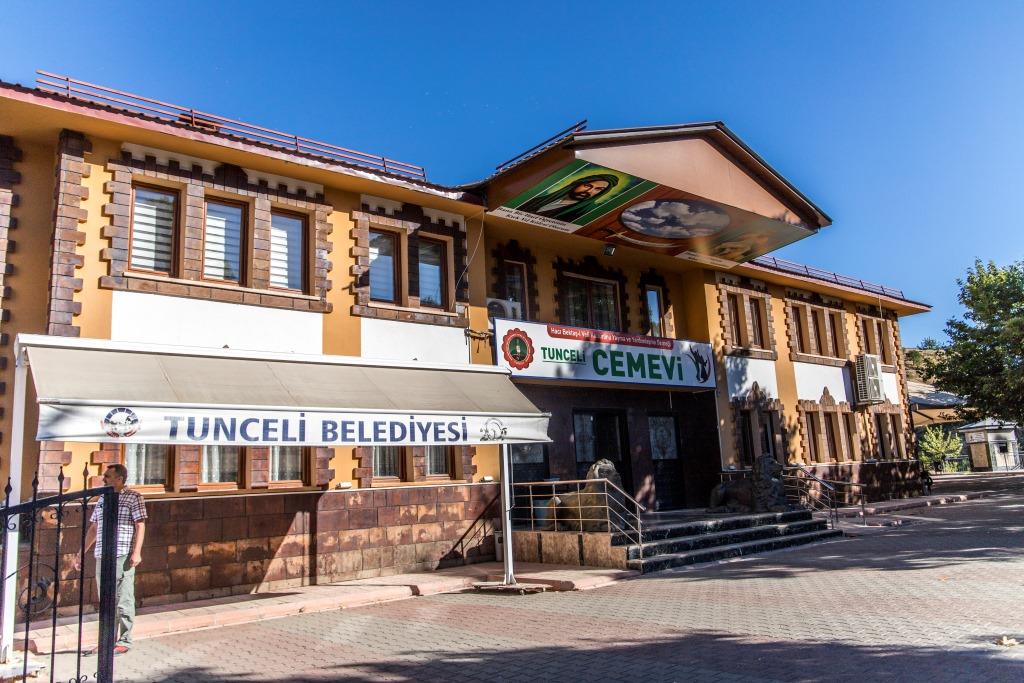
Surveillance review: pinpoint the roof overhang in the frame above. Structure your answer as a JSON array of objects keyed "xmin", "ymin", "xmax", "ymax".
[
  {"xmin": 16, "ymin": 335, "xmax": 550, "ymax": 446},
  {"xmin": 481, "ymin": 123, "xmax": 830, "ymax": 268}
]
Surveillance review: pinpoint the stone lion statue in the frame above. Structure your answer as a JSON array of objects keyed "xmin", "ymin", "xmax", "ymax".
[
  {"xmin": 709, "ymin": 454, "xmax": 788, "ymax": 513},
  {"xmin": 545, "ymin": 459, "xmax": 624, "ymax": 532}
]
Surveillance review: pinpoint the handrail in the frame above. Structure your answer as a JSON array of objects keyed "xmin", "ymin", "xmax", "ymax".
[
  {"xmin": 752, "ymin": 255, "xmax": 907, "ymax": 300},
  {"xmin": 34, "ymin": 70, "xmax": 428, "ymax": 181},
  {"xmin": 510, "ymin": 477, "xmax": 645, "ymax": 558},
  {"xmin": 781, "ymin": 465, "xmax": 839, "ymax": 529}
]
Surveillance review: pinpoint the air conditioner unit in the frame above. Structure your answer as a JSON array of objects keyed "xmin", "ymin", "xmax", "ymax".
[
  {"xmin": 854, "ymin": 354, "xmax": 885, "ymax": 404},
  {"xmin": 486, "ymin": 297, "xmax": 523, "ymax": 320}
]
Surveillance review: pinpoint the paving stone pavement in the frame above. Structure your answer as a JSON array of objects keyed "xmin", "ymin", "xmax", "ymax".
[{"xmin": 52, "ymin": 474, "xmax": 1024, "ymax": 682}]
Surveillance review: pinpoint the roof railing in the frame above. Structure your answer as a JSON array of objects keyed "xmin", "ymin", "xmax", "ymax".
[
  {"xmin": 494, "ymin": 119, "xmax": 587, "ymax": 173},
  {"xmin": 35, "ymin": 70, "xmax": 427, "ymax": 181},
  {"xmin": 752, "ymin": 255, "xmax": 906, "ymax": 299}
]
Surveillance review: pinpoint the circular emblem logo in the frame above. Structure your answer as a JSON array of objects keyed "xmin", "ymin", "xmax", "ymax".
[
  {"xmin": 501, "ymin": 328, "xmax": 535, "ymax": 370},
  {"xmin": 101, "ymin": 407, "xmax": 140, "ymax": 439}
]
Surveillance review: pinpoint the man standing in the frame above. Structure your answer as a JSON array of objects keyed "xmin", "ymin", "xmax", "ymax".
[{"xmin": 74, "ymin": 464, "xmax": 147, "ymax": 655}]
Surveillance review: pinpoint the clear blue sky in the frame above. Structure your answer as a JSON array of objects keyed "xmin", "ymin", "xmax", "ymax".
[{"xmin": 4, "ymin": 1, "xmax": 1022, "ymax": 346}]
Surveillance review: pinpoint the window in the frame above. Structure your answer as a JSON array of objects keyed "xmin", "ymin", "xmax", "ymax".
[
  {"xmin": 829, "ymin": 312, "xmax": 845, "ymax": 358},
  {"xmin": 417, "ymin": 238, "xmax": 446, "ymax": 308},
  {"xmin": 805, "ymin": 413, "xmax": 820, "ymax": 462},
  {"xmin": 823, "ymin": 414, "xmax": 840, "ymax": 461},
  {"xmin": 130, "ymin": 185, "xmax": 177, "ymax": 273},
  {"xmin": 372, "ymin": 445, "xmax": 402, "ymax": 479},
  {"xmin": 889, "ymin": 414, "xmax": 905, "ymax": 458},
  {"xmin": 844, "ymin": 414, "xmax": 859, "ymax": 460},
  {"xmin": 811, "ymin": 309, "xmax": 827, "ymax": 355},
  {"xmin": 738, "ymin": 410, "xmax": 755, "ymax": 467},
  {"xmin": 123, "ymin": 444, "xmax": 170, "ymax": 488},
  {"xmin": 563, "ymin": 275, "xmax": 619, "ymax": 330},
  {"xmin": 748, "ymin": 298, "xmax": 766, "ymax": 349},
  {"xmin": 271, "ymin": 446, "xmax": 305, "ymax": 482},
  {"xmin": 269, "ymin": 211, "xmax": 306, "ymax": 290},
  {"xmin": 202, "ymin": 445, "xmax": 241, "ymax": 485},
  {"xmin": 876, "ymin": 320, "xmax": 893, "ymax": 364},
  {"xmin": 791, "ymin": 304, "xmax": 809, "ymax": 353},
  {"xmin": 874, "ymin": 414, "xmax": 890, "ymax": 459},
  {"xmin": 425, "ymin": 445, "xmax": 451, "ymax": 476},
  {"xmin": 727, "ymin": 294, "xmax": 743, "ymax": 345},
  {"xmin": 511, "ymin": 443, "xmax": 545, "ymax": 465},
  {"xmin": 203, "ymin": 199, "xmax": 245, "ymax": 282},
  {"xmin": 760, "ymin": 412, "xmax": 777, "ymax": 459},
  {"xmin": 645, "ymin": 286, "xmax": 665, "ymax": 337},
  {"xmin": 503, "ymin": 261, "xmax": 529, "ymax": 317},
  {"xmin": 368, "ymin": 230, "xmax": 399, "ymax": 303},
  {"xmin": 860, "ymin": 316, "xmax": 894, "ymax": 364},
  {"xmin": 573, "ymin": 413, "xmax": 597, "ymax": 464},
  {"xmin": 648, "ymin": 416, "xmax": 678, "ymax": 460}
]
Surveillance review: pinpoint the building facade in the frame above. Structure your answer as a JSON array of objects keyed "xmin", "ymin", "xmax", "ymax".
[{"xmin": 0, "ymin": 73, "xmax": 928, "ymax": 607}]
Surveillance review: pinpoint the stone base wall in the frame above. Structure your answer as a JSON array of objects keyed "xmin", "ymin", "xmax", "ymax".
[
  {"xmin": 802, "ymin": 460, "xmax": 923, "ymax": 504},
  {"xmin": 511, "ymin": 531, "xmax": 627, "ymax": 569},
  {"xmin": 30, "ymin": 483, "xmax": 498, "ymax": 610}
]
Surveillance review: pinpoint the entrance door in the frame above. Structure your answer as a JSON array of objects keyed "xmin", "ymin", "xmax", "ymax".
[
  {"xmin": 648, "ymin": 414, "xmax": 685, "ymax": 510},
  {"xmin": 573, "ymin": 411, "xmax": 632, "ymax": 493}
]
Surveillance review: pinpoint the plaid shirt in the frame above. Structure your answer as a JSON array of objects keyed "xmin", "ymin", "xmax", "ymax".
[{"xmin": 91, "ymin": 488, "xmax": 147, "ymax": 558}]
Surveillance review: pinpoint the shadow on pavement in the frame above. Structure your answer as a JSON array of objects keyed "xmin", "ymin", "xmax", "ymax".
[{"xmin": 127, "ymin": 628, "xmax": 1024, "ymax": 683}]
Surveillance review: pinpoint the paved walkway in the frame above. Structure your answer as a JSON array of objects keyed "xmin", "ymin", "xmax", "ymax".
[{"xmin": 51, "ymin": 473, "xmax": 1023, "ymax": 682}]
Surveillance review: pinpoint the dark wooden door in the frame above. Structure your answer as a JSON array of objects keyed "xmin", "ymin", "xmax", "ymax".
[{"xmin": 649, "ymin": 413, "xmax": 685, "ymax": 510}]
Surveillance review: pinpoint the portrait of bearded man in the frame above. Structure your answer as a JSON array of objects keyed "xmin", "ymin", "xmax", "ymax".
[{"xmin": 518, "ymin": 174, "xmax": 620, "ymax": 223}]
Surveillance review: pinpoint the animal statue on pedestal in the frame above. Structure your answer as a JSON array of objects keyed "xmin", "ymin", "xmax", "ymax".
[
  {"xmin": 709, "ymin": 454, "xmax": 788, "ymax": 513},
  {"xmin": 545, "ymin": 459, "xmax": 624, "ymax": 532}
]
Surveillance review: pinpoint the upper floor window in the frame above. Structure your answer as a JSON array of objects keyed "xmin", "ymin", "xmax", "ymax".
[
  {"xmin": 130, "ymin": 185, "xmax": 177, "ymax": 274},
  {"xmin": 563, "ymin": 275, "xmax": 619, "ymax": 331},
  {"xmin": 860, "ymin": 316, "xmax": 895, "ymax": 364},
  {"xmin": 790, "ymin": 302, "xmax": 847, "ymax": 359},
  {"xmin": 723, "ymin": 289, "xmax": 771, "ymax": 353},
  {"xmin": 417, "ymin": 238, "xmax": 446, "ymax": 309},
  {"xmin": 644, "ymin": 285, "xmax": 665, "ymax": 336},
  {"xmin": 203, "ymin": 199, "xmax": 246, "ymax": 283},
  {"xmin": 369, "ymin": 229, "xmax": 399, "ymax": 303},
  {"xmin": 503, "ymin": 260, "xmax": 529, "ymax": 317},
  {"xmin": 748, "ymin": 298, "xmax": 768, "ymax": 349},
  {"xmin": 269, "ymin": 211, "xmax": 306, "ymax": 291}
]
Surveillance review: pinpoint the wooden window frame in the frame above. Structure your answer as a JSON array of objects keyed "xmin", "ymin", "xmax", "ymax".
[
  {"xmin": 128, "ymin": 182, "xmax": 180, "ymax": 278},
  {"xmin": 561, "ymin": 273, "xmax": 621, "ymax": 331},
  {"xmin": 120, "ymin": 443, "xmax": 176, "ymax": 495},
  {"xmin": 503, "ymin": 259, "xmax": 530, "ymax": 318},
  {"xmin": 424, "ymin": 445, "xmax": 455, "ymax": 480},
  {"xmin": 200, "ymin": 196, "xmax": 249, "ymax": 286},
  {"xmin": 789, "ymin": 301, "xmax": 849, "ymax": 366},
  {"xmin": 368, "ymin": 227, "xmax": 402, "ymax": 304},
  {"xmin": 416, "ymin": 235, "xmax": 451, "ymax": 311},
  {"xmin": 644, "ymin": 284, "xmax": 666, "ymax": 337},
  {"xmin": 198, "ymin": 445, "xmax": 244, "ymax": 492},
  {"xmin": 267, "ymin": 445, "xmax": 311, "ymax": 489},
  {"xmin": 748, "ymin": 297, "xmax": 767, "ymax": 349},
  {"xmin": 268, "ymin": 208, "xmax": 310, "ymax": 295}
]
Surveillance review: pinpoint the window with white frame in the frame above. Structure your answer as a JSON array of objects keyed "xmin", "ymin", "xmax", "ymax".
[
  {"xmin": 269, "ymin": 211, "xmax": 306, "ymax": 290},
  {"xmin": 203, "ymin": 199, "xmax": 245, "ymax": 282},
  {"xmin": 130, "ymin": 185, "xmax": 177, "ymax": 273}
]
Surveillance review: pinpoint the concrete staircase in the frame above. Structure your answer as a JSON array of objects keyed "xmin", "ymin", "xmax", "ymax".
[{"xmin": 619, "ymin": 509, "xmax": 842, "ymax": 574}]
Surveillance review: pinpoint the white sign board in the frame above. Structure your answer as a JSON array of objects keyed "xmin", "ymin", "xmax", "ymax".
[
  {"xmin": 493, "ymin": 319, "xmax": 716, "ymax": 389},
  {"xmin": 36, "ymin": 405, "xmax": 551, "ymax": 447}
]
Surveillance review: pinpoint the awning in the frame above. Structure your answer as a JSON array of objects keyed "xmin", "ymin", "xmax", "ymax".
[{"xmin": 18, "ymin": 334, "xmax": 550, "ymax": 447}]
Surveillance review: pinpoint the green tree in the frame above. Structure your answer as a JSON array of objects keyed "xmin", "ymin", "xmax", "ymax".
[
  {"xmin": 918, "ymin": 426, "xmax": 963, "ymax": 471},
  {"xmin": 924, "ymin": 259, "xmax": 1024, "ymax": 425}
]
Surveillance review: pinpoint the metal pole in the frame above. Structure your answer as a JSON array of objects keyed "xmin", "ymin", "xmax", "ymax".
[
  {"xmin": 0, "ymin": 345, "xmax": 28, "ymax": 663},
  {"xmin": 499, "ymin": 443, "xmax": 516, "ymax": 586},
  {"xmin": 96, "ymin": 489, "xmax": 119, "ymax": 683}
]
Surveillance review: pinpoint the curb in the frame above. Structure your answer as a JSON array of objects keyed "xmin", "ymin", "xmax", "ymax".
[{"xmin": 836, "ymin": 491, "xmax": 990, "ymax": 518}]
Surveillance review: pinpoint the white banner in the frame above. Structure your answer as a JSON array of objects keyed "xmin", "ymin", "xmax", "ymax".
[
  {"xmin": 37, "ymin": 405, "xmax": 551, "ymax": 446},
  {"xmin": 493, "ymin": 320, "xmax": 716, "ymax": 389}
]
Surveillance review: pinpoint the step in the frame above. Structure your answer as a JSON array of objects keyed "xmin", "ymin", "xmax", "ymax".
[
  {"xmin": 625, "ymin": 519, "xmax": 827, "ymax": 560},
  {"xmin": 614, "ymin": 509, "xmax": 812, "ymax": 545},
  {"xmin": 627, "ymin": 528, "xmax": 844, "ymax": 574}
]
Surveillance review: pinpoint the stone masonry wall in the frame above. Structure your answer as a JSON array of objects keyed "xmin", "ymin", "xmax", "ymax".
[{"xmin": 32, "ymin": 483, "xmax": 498, "ymax": 610}]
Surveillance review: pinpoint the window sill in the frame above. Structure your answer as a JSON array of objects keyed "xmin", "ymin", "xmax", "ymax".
[
  {"xmin": 351, "ymin": 302, "xmax": 468, "ymax": 328},
  {"xmin": 100, "ymin": 272, "xmax": 330, "ymax": 313},
  {"xmin": 790, "ymin": 352, "xmax": 849, "ymax": 368},
  {"xmin": 136, "ymin": 485, "xmax": 323, "ymax": 500},
  {"xmin": 725, "ymin": 347, "xmax": 777, "ymax": 362}
]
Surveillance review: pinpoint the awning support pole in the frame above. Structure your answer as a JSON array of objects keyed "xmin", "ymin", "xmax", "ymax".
[
  {"xmin": 1, "ymin": 344, "xmax": 28, "ymax": 664},
  {"xmin": 499, "ymin": 443, "xmax": 516, "ymax": 585}
]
